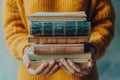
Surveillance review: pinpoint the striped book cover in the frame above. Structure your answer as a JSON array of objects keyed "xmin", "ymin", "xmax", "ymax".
[{"xmin": 34, "ymin": 44, "xmax": 84, "ymax": 54}]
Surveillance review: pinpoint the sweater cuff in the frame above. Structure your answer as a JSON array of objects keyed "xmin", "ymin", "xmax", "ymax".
[
  {"xmin": 16, "ymin": 39, "xmax": 31, "ymax": 60},
  {"xmin": 89, "ymin": 31, "xmax": 106, "ymax": 59}
]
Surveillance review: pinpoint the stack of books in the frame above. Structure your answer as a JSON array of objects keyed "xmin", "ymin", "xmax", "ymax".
[{"xmin": 26, "ymin": 11, "xmax": 91, "ymax": 69}]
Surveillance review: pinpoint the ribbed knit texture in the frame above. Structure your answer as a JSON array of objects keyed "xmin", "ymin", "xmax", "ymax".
[{"xmin": 2, "ymin": 0, "xmax": 115, "ymax": 80}]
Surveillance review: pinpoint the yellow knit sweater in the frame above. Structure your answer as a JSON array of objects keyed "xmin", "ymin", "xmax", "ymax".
[{"xmin": 2, "ymin": 0, "xmax": 115, "ymax": 80}]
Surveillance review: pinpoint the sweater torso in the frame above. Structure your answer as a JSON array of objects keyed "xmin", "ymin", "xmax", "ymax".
[
  {"xmin": 3, "ymin": 0, "xmax": 114, "ymax": 80},
  {"xmin": 23, "ymin": 0, "xmax": 89, "ymax": 15},
  {"xmin": 17, "ymin": 0, "xmax": 98, "ymax": 80}
]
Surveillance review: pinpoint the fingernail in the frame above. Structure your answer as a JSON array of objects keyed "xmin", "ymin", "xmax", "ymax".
[{"xmin": 45, "ymin": 63, "xmax": 49, "ymax": 66}]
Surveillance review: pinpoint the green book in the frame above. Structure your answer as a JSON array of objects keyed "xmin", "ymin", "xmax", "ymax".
[{"xmin": 30, "ymin": 21, "xmax": 91, "ymax": 36}]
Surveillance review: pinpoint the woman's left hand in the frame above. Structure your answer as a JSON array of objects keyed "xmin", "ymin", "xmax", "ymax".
[
  {"xmin": 59, "ymin": 57, "xmax": 95, "ymax": 77},
  {"xmin": 59, "ymin": 45, "xmax": 96, "ymax": 77}
]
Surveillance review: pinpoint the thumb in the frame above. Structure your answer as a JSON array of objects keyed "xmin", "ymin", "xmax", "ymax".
[{"xmin": 23, "ymin": 47, "xmax": 31, "ymax": 68}]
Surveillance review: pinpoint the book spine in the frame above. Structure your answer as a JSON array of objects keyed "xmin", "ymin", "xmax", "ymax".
[
  {"xmin": 30, "ymin": 21, "xmax": 91, "ymax": 36},
  {"xmin": 28, "ymin": 36, "xmax": 89, "ymax": 44},
  {"xmin": 34, "ymin": 44, "xmax": 84, "ymax": 54}
]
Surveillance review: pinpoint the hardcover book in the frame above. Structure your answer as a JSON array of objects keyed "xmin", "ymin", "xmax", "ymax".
[
  {"xmin": 27, "ymin": 11, "xmax": 87, "ymax": 21},
  {"xmin": 34, "ymin": 44, "xmax": 85, "ymax": 54},
  {"xmin": 26, "ymin": 44, "xmax": 91, "ymax": 63},
  {"xmin": 28, "ymin": 36, "xmax": 89, "ymax": 44},
  {"xmin": 30, "ymin": 21, "xmax": 91, "ymax": 36}
]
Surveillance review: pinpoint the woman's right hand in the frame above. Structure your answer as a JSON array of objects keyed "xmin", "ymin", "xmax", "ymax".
[{"xmin": 23, "ymin": 47, "xmax": 59, "ymax": 76}]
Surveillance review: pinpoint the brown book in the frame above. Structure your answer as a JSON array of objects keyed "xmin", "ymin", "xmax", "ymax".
[
  {"xmin": 34, "ymin": 44, "xmax": 84, "ymax": 54},
  {"xmin": 29, "ymin": 61, "xmax": 89, "ymax": 69},
  {"xmin": 28, "ymin": 36, "xmax": 89, "ymax": 44}
]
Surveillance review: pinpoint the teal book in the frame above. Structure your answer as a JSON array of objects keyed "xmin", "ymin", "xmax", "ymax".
[{"xmin": 30, "ymin": 21, "xmax": 91, "ymax": 36}]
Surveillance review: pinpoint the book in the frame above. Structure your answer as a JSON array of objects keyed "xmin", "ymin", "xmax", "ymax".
[
  {"xmin": 34, "ymin": 44, "xmax": 85, "ymax": 54},
  {"xmin": 28, "ymin": 11, "xmax": 87, "ymax": 17},
  {"xmin": 27, "ymin": 11, "xmax": 87, "ymax": 21},
  {"xmin": 28, "ymin": 36, "xmax": 89, "ymax": 44},
  {"xmin": 26, "ymin": 44, "xmax": 91, "ymax": 62},
  {"xmin": 29, "ymin": 61, "xmax": 90, "ymax": 69},
  {"xmin": 27, "ymin": 17, "xmax": 87, "ymax": 21},
  {"xmin": 30, "ymin": 21, "xmax": 91, "ymax": 36},
  {"xmin": 28, "ymin": 53, "xmax": 92, "ymax": 62}
]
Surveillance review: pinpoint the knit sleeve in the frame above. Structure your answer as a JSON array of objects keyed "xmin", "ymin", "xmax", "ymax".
[
  {"xmin": 89, "ymin": 0, "xmax": 115, "ymax": 59},
  {"xmin": 2, "ymin": 0, "xmax": 31, "ymax": 60}
]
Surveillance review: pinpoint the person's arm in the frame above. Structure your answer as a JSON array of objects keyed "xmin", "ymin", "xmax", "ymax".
[
  {"xmin": 89, "ymin": 0, "xmax": 115, "ymax": 59},
  {"xmin": 59, "ymin": 0, "xmax": 115, "ymax": 76},
  {"xmin": 2, "ymin": 0, "xmax": 60, "ymax": 76},
  {"xmin": 2, "ymin": 0, "xmax": 31, "ymax": 60}
]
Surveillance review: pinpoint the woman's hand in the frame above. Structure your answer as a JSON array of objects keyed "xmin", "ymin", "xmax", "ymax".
[
  {"xmin": 59, "ymin": 58, "xmax": 94, "ymax": 77},
  {"xmin": 59, "ymin": 46, "xmax": 96, "ymax": 77},
  {"xmin": 23, "ymin": 47, "xmax": 59, "ymax": 76}
]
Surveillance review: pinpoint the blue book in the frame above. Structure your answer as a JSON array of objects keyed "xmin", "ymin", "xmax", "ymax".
[{"xmin": 30, "ymin": 21, "xmax": 91, "ymax": 36}]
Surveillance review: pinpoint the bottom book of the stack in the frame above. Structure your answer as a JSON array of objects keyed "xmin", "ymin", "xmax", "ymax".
[{"xmin": 26, "ymin": 44, "xmax": 92, "ymax": 69}]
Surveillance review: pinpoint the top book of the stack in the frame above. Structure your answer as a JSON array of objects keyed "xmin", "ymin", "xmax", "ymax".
[
  {"xmin": 27, "ymin": 11, "xmax": 91, "ymax": 43},
  {"xmin": 27, "ymin": 11, "xmax": 87, "ymax": 21}
]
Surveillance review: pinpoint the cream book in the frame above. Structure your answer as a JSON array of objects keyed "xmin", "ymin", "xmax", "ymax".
[{"xmin": 27, "ymin": 11, "xmax": 87, "ymax": 21}]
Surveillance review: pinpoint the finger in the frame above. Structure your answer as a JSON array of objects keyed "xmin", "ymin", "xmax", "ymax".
[
  {"xmin": 47, "ymin": 65, "xmax": 59, "ymax": 76},
  {"xmin": 71, "ymin": 68, "xmax": 90, "ymax": 76},
  {"xmin": 23, "ymin": 54, "xmax": 30, "ymax": 68},
  {"xmin": 35, "ymin": 63, "xmax": 49, "ymax": 76},
  {"xmin": 82, "ymin": 68, "xmax": 92, "ymax": 74},
  {"xmin": 76, "ymin": 62, "xmax": 92, "ymax": 75},
  {"xmin": 67, "ymin": 59, "xmax": 81, "ymax": 72},
  {"xmin": 73, "ymin": 72, "xmax": 84, "ymax": 77},
  {"xmin": 60, "ymin": 58, "xmax": 75, "ymax": 74},
  {"xmin": 42, "ymin": 60, "xmax": 56, "ymax": 75},
  {"xmin": 59, "ymin": 63, "xmax": 72, "ymax": 75},
  {"xmin": 67, "ymin": 60, "xmax": 90, "ymax": 75}
]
